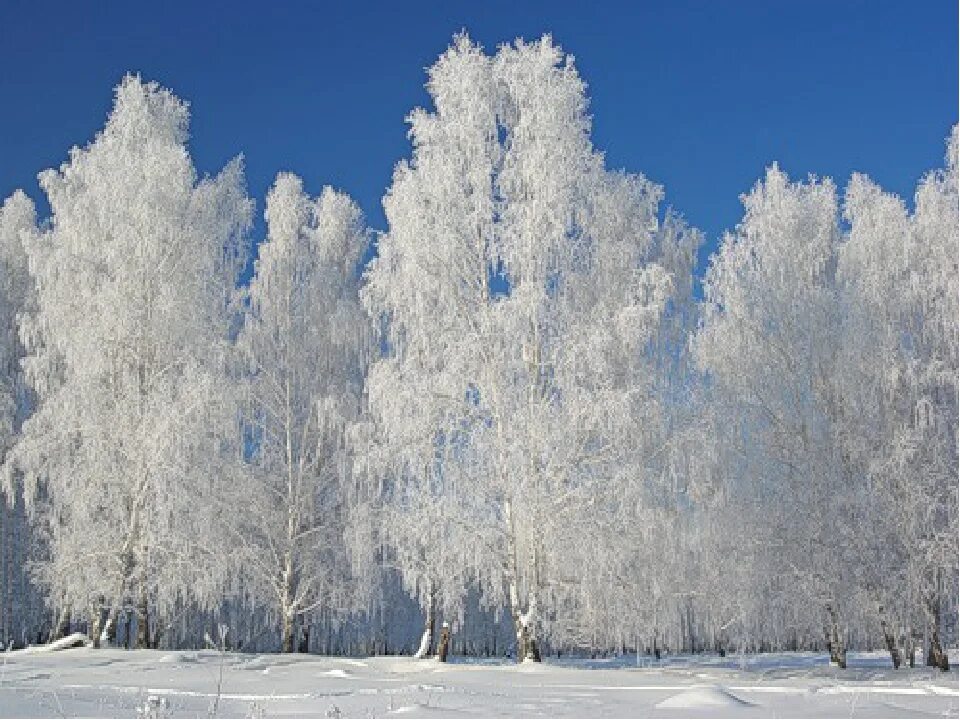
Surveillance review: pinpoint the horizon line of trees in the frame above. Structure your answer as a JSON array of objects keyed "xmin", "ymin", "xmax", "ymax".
[{"xmin": 0, "ymin": 33, "xmax": 956, "ymax": 669}]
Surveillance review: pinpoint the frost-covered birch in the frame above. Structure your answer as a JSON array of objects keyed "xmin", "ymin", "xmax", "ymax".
[
  {"xmin": 694, "ymin": 165, "xmax": 853, "ymax": 661},
  {"xmin": 6, "ymin": 75, "xmax": 252, "ymax": 648},
  {"xmin": 837, "ymin": 126, "xmax": 958, "ymax": 669},
  {"xmin": 0, "ymin": 190, "xmax": 42, "ymax": 647},
  {"xmin": 234, "ymin": 173, "xmax": 368, "ymax": 652},
  {"xmin": 364, "ymin": 34, "xmax": 675, "ymax": 661}
]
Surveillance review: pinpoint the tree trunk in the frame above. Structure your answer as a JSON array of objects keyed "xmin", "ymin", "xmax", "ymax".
[
  {"xmin": 279, "ymin": 540, "xmax": 297, "ymax": 653},
  {"xmin": 89, "ymin": 609, "xmax": 100, "ymax": 649},
  {"xmin": 150, "ymin": 614, "xmax": 162, "ymax": 649},
  {"xmin": 825, "ymin": 604, "xmax": 846, "ymax": 668},
  {"xmin": 926, "ymin": 627, "xmax": 949, "ymax": 672},
  {"xmin": 53, "ymin": 605, "xmax": 71, "ymax": 642},
  {"xmin": 436, "ymin": 623, "xmax": 451, "ymax": 662},
  {"xmin": 508, "ymin": 585, "xmax": 542, "ymax": 662},
  {"xmin": 715, "ymin": 627, "xmax": 727, "ymax": 657},
  {"xmin": 513, "ymin": 610, "xmax": 541, "ymax": 663},
  {"xmin": 414, "ymin": 587, "xmax": 436, "ymax": 659},
  {"xmin": 104, "ymin": 605, "xmax": 119, "ymax": 647},
  {"xmin": 878, "ymin": 606, "xmax": 901, "ymax": 669},
  {"xmin": 135, "ymin": 577, "xmax": 149, "ymax": 649},
  {"xmin": 895, "ymin": 624, "xmax": 916, "ymax": 668},
  {"xmin": 925, "ymin": 574, "xmax": 950, "ymax": 672},
  {"xmin": 522, "ymin": 614, "xmax": 541, "ymax": 662},
  {"xmin": 504, "ymin": 499, "xmax": 541, "ymax": 663},
  {"xmin": 281, "ymin": 612, "xmax": 295, "ymax": 653},
  {"xmin": 89, "ymin": 597, "xmax": 105, "ymax": 649}
]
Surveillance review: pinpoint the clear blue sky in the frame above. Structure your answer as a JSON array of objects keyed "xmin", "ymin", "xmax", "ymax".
[{"xmin": 1, "ymin": 0, "xmax": 956, "ymax": 281}]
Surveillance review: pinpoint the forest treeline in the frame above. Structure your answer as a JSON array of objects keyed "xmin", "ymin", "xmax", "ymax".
[{"xmin": 0, "ymin": 34, "xmax": 956, "ymax": 669}]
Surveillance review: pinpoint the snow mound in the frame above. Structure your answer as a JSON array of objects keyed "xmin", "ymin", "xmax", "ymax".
[
  {"xmin": 233, "ymin": 655, "xmax": 272, "ymax": 670},
  {"xmin": 515, "ymin": 658, "xmax": 550, "ymax": 672},
  {"xmin": 158, "ymin": 651, "xmax": 200, "ymax": 664},
  {"xmin": 387, "ymin": 703, "xmax": 474, "ymax": 717},
  {"xmin": 388, "ymin": 658, "xmax": 441, "ymax": 675},
  {"xmin": 656, "ymin": 685, "xmax": 752, "ymax": 709},
  {"xmin": 13, "ymin": 632, "xmax": 91, "ymax": 654},
  {"xmin": 323, "ymin": 668, "xmax": 353, "ymax": 678}
]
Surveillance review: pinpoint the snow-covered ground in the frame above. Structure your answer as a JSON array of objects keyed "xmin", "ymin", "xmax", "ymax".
[{"xmin": 1, "ymin": 648, "xmax": 957, "ymax": 718}]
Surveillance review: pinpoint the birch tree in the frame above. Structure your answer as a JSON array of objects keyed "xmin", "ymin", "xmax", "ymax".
[
  {"xmin": 695, "ymin": 165, "xmax": 854, "ymax": 662},
  {"xmin": 568, "ymin": 210, "xmax": 705, "ymax": 655},
  {"xmin": 0, "ymin": 190, "xmax": 42, "ymax": 647},
  {"xmin": 6, "ymin": 75, "xmax": 252, "ymax": 648},
  {"xmin": 364, "ymin": 34, "xmax": 674, "ymax": 661},
  {"xmin": 0, "ymin": 191, "xmax": 36, "ymax": 457},
  {"xmin": 234, "ymin": 172, "xmax": 368, "ymax": 652},
  {"xmin": 838, "ymin": 126, "xmax": 958, "ymax": 669}
]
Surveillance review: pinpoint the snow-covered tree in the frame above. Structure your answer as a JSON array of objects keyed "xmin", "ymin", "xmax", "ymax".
[
  {"xmin": 360, "ymin": 34, "xmax": 503, "ymax": 659},
  {"xmin": 0, "ymin": 39, "xmax": 953, "ymax": 664},
  {"xmin": 6, "ymin": 75, "xmax": 252, "ymax": 648},
  {"xmin": 837, "ymin": 125, "xmax": 958, "ymax": 669},
  {"xmin": 232, "ymin": 172, "xmax": 368, "ymax": 652},
  {"xmin": 694, "ymin": 165, "xmax": 855, "ymax": 661},
  {"xmin": 570, "ymin": 209, "xmax": 706, "ymax": 656},
  {"xmin": 0, "ymin": 190, "xmax": 44, "ymax": 647},
  {"xmin": 364, "ymin": 34, "xmax": 675, "ymax": 661},
  {"xmin": 0, "ymin": 191, "xmax": 36, "ymax": 457}
]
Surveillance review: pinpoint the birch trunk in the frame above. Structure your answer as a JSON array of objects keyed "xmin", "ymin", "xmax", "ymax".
[
  {"xmin": 903, "ymin": 628, "xmax": 916, "ymax": 668},
  {"xmin": 925, "ymin": 572, "xmax": 950, "ymax": 671},
  {"xmin": 104, "ymin": 606, "xmax": 119, "ymax": 647},
  {"xmin": 280, "ymin": 550, "xmax": 296, "ymax": 653},
  {"xmin": 413, "ymin": 586, "xmax": 436, "ymax": 659},
  {"xmin": 135, "ymin": 573, "xmax": 149, "ymax": 649},
  {"xmin": 280, "ymin": 368, "xmax": 299, "ymax": 655},
  {"xmin": 89, "ymin": 597, "xmax": 105, "ymax": 649},
  {"xmin": 878, "ymin": 605, "xmax": 901, "ymax": 669},
  {"xmin": 825, "ymin": 604, "xmax": 846, "ymax": 668},
  {"xmin": 53, "ymin": 605, "xmax": 71, "ymax": 642},
  {"xmin": 436, "ymin": 623, "xmax": 451, "ymax": 662},
  {"xmin": 281, "ymin": 611, "xmax": 295, "ymax": 654},
  {"xmin": 504, "ymin": 499, "xmax": 540, "ymax": 662}
]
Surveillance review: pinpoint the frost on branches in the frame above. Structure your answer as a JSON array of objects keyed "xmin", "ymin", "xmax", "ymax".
[
  {"xmin": 0, "ymin": 190, "xmax": 44, "ymax": 647},
  {"xmin": 362, "ymin": 34, "xmax": 692, "ymax": 661},
  {"xmin": 0, "ymin": 36, "xmax": 954, "ymax": 667},
  {"xmin": 693, "ymin": 131, "xmax": 958, "ymax": 667},
  {"xmin": 5, "ymin": 75, "xmax": 252, "ymax": 649},
  {"xmin": 231, "ymin": 173, "xmax": 369, "ymax": 652}
]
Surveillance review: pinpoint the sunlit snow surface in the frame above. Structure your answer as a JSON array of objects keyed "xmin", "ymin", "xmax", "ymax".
[{"xmin": 1, "ymin": 649, "xmax": 957, "ymax": 718}]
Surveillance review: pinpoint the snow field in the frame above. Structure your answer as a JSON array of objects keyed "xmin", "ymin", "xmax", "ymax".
[{"xmin": 0, "ymin": 649, "xmax": 957, "ymax": 718}]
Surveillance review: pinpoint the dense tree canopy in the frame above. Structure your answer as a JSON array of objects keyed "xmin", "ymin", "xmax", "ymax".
[{"xmin": 0, "ymin": 37, "xmax": 955, "ymax": 667}]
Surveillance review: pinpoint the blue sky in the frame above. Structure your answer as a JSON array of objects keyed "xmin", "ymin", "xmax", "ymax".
[{"xmin": 1, "ymin": 0, "xmax": 956, "ymax": 281}]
